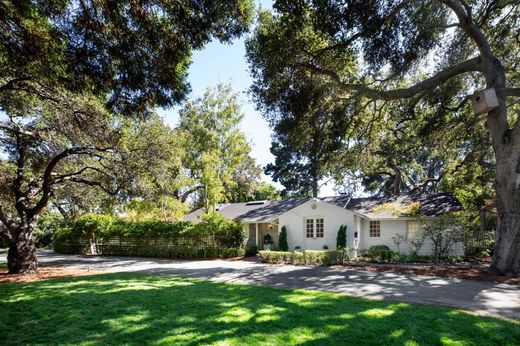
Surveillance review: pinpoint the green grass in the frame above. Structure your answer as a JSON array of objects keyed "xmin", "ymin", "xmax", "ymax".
[
  {"xmin": 1, "ymin": 274, "xmax": 518, "ymax": 345},
  {"xmin": 0, "ymin": 262, "xmax": 6, "ymax": 269}
]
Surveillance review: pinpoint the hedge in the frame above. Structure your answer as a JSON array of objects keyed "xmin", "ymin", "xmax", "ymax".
[
  {"xmin": 258, "ymin": 250, "xmax": 347, "ymax": 266},
  {"xmin": 54, "ymin": 213, "xmax": 246, "ymax": 259}
]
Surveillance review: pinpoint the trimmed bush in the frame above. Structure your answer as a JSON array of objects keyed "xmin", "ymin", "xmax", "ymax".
[
  {"xmin": 245, "ymin": 245, "xmax": 258, "ymax": 256},
  {"xmin": 278, "ymin": 226, "xmax": 288, "ymax": 251},
  {"xmin": 336, "ymin": 225, "xmax": 347, "ymax": 250},
  {"xmin": 258, "ymin": 250, "xmax": 345, "ymax": 266},
  {"xmin": 258, "ymin": 251, "xmax": 292, "ymax": 264},
  {"xmin": 367, "ymin": 245, "xmax": 395, "ymax": 262}
]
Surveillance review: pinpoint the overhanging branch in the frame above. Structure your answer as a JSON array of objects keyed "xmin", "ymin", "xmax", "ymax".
[
  {"xmin": 506, "ymin": 88, "xmax": 520, "ymax": 97},
  {"xmin": 295, "ymin": 56, "xmax": 482, "ymax": 101}
]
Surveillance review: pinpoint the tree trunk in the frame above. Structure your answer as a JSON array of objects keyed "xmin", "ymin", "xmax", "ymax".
[
  {"xmin": 481, "ymin": 55, "xmax": 520, "ymax": 275},
  {"xmin": 490, "ymin": 211, "xmax": 520, "ymax": 275},
  {"xmin": 489, "ymin": 150, "xmax": 520, "ymax": 275},
  {"xmin": 7, "ymin": 226, "xmax": 38, "ymax": 274},
  {"xmin": 311, "ymin": 176, "xmax": 318, "ymax": 198}
]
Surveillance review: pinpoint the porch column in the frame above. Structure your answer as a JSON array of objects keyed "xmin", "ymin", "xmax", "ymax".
[{"xmin": 255, "ymin": 223, "xmax": 259, "ymax": 247}]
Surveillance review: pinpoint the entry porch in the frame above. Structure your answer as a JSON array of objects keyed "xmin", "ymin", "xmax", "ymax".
[{"xmin": 244, "ymin": 222, "xmax": 279, "ymax": 250}]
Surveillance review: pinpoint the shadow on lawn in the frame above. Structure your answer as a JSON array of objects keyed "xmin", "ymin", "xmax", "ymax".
[{"xmin": 1, "ymin": 273, "xmax": 518, "ymax": 346}]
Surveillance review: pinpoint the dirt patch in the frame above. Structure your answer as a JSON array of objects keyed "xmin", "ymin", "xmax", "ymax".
[
  {"xmin": 342, "ymin": 262, "xmax": 520, "ymax": 285},
  {"xmin": 0, "ymin": 265, "xmax": 100, "ymax": 284}
]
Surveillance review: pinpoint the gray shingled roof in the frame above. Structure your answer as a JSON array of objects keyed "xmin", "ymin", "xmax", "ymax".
[
  {"xmin": 183, "ymin": 192, "xmax": 462, "ymax": 222},
  {"xmin": 324, "ymin": 192, "xmax": 463, "ymax": 218},
  {"xmin": 236, "ymin": 198, "xmax": 308, "ymax": 222}
]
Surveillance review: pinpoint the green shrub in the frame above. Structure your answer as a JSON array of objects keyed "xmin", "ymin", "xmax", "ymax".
[
  {"xmin": 446, "ymin": 255, "xmax": 463, "ymax": 264},
  {"xmin": 303, "ymin": 250, "xmax": 328, "ymax": 265},
  {"xmin": 190, "ymin": 213, "xmax": 244, "ymax": 247},
  {"xmin": 258, "ymin": 250, "xmax": 345, "ymax": 266},
  {"xmin": 54, "ymin": 212, "xmax": 245, "ymax": 259},
  {"xmin": 245, "ymin": 245, "xmax": 258, "ymax": 256},
  {"xmin": 336, "ymin": 225, "xmax": 347, "ymax": 250},
  {"xmin": 258, "ymin": 250, "xmax": 292, "ymax": 263},
  {"xmin": 278, "ymin": 226, "xmax": 288, "ymax": 251},
  {"xmin": 290, "ymin": 251, "xmax": 305, "ymax": 264},
  {"xmin": 367, "ymin": 245, "xmax": 395, "ymax": 262},
  {"xmin": 33, "ymin": 212, "xmax": 64, "ymax": 248}
]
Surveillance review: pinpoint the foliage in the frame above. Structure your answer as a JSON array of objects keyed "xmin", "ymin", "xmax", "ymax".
[
  {"xmin": 252, "ymin": 182, "xmax": 281, "ymax": 201},
  {"xmin": 278, "ymin": 226, "xmax": 289, "ymax": 251},
  {"xmin": 2, "ymin": 274, "xmax": 519, "ymax": 345},
  {"xmin": 54, "ymin": 213, "xmax": 245, "ymax": 258},
  {"xmin": 191, "ymin": 213, "xmax": 245, "ymax": 248},
  {"xmin": 245, "ymin": 245, "xmax": 258, "ymax": 257},
  {"xmin": 420, "ymin": 216, "xmax": 465, "ymax": 263},
  {"xmin": 372, "ymin": 202, "xmax": 421, "ymax": 217},
  {"xmin": 409, "ymin": 236, "xmax": 426, "ymax": 257},
  {"xmin": 247, "ymin": 9, "xmax": 357, "ymax": 198},
  {"xmin": 123, "ymin": 198, "xmax": 189, "ymax": 222},
  {"xmin": 179, "ymin": 84, "xmax": 260, "ymax": 210},
  {"xmin": 0, "ymin": 0, "xmax": 254, "ymax": 273},
  {"xmin": 33, "ymin": 212, "xmax": 64, "ymax": 248},
  {"xmin": 1, "ymin": 0, "xmax": 254, "ymax": 114},
  {"xmin": 258, "ymin": 250, "xmax": 346, "ymax": 266},
  {"xmin": 391, "ymin": 233, "xmax": 406, "ymax": 254},
  {"xmin": 245, "ymin": 0, "xmax": 520, "ymax": 274},
  {"xmin": 367, "ymin": 245, "xmax": 395, "ymax": 263},
  {"xmin": 336, "ymin": 225, "xmax": 347, "ymax": 250}
]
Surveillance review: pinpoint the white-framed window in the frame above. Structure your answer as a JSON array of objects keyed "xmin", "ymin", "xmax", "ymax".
[
  {"xmin": 407, "ymin": 221, "xmax": 421, "ymax": 239},
  {"xmin": 369, "ymin": 221, "xmax": 380, "ymax": 237},
  {"xmin": 316, "ymin": 218, "xmax": 324, "ymax": 238},
  {"xmin": 305, "ymin": 218, "xmax": 324, "ymax": 238},
  {"xmin": 306, "ymin": 219, "xmax": 314, "ymax": 238}
]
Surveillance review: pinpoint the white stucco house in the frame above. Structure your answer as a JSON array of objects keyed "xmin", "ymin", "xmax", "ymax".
[{"xmin": 184, "ymin": 193, "xmax": 464, "ymax": 256}]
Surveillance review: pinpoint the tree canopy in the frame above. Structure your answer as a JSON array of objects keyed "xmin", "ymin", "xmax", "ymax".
[
  {"xmin": 246, "ymin": 1, "xmax": 520, "ymax": 274},
  {"xmin": 0, "ymin": 0, "xmax": 255, "ymax": 273}
]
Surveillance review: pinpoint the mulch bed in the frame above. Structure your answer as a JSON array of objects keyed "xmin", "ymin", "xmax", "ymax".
[
  {"xmin": 341, "ymin": 262, "xmax": 520, "ymax": 285},
  {"xmin": 0, "ymin": 266, "xmax": 100, "ymax": 284}
]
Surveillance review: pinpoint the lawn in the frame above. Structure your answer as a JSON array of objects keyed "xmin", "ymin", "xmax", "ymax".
[{"xmin": 0, "ymin": 274, "xmax": 518, "ymax": 346}]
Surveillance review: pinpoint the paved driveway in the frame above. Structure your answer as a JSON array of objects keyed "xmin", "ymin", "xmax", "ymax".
[{"xmin": 24, "ymin": 252, "xmax": 520, "ymax": 320}]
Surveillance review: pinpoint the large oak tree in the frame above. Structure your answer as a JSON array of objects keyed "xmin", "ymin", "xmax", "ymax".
[
  {"xmin": 0, "ymin": 0, "xmax": 254, "ymax": 273},
  {"xmin": 247, "ymin": 0, "xmax": 520, "ymax": 274}
]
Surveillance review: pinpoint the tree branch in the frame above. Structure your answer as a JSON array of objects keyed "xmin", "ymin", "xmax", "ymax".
[
  {"xmin": 0, "ymin": 76, "xmax": 32, "ymax": 93},
  {"xmin": 67, "ymin": 178, "xmax": 116, "ymax": 196},
  {"xmin": 295, "ymin": 56, "xmax": 481, "ymax": 101},
  {"xmin": 27, "ymin": 147, "xmax": 113, "ymax": 217},
  {"xmin": 506, "ymin": 88, "xmax": 520, "ymax": 97}
]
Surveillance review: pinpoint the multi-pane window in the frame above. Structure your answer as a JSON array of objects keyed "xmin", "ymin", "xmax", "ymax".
[
  {"xmin": 407, "ymin": 221, "xmax": 421, "ymax": 239},
  {"xmin": 306, "ymin": 218, "xmax": 324, "ymax": 238},
  {"xmin": 369, "ymin": 221, "xmax": 380, "ymax": 237},
  {"xmin": 306, "ymin": 219, "xmax": 314, "ymax": 238},
  {"xmin": 316, "ymin": 218, "xmax": 324, "ymax": 238}
]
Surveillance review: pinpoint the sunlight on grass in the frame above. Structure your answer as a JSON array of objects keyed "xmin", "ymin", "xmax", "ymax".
[
  {"xmin": 439, "ymin": 335, "xmax": 465, "ymax": 346},
  {"xmin": 0, "ymin": 273, "xmax": 519, "ymax": 346},
  {"xmin": 390, "ymin": 328, "xmax": 405, "ymax": 338},
  {"xmin": 359, "ymin": 307, "xmax": 396, "ymax": 318},
  {"xmin": 255, "ymin": 305, "xmax": 284, "ymax": 322},
  {"xmin": 216, "ymin": 307, "xmax": 254, "ymax": 323}
]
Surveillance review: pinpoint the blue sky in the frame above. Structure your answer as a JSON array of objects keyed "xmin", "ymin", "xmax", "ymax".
[{"xmin": 157, "ymin": 0, "xmax": 337, "ymax": 196}]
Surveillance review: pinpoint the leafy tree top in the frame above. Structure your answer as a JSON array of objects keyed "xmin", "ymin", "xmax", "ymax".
[{"xmin": 1, "ymin": 0, "xmax": 254, "ymax": 114}]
